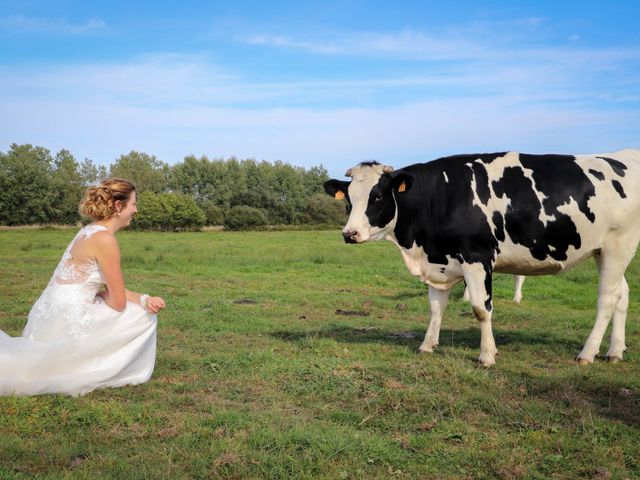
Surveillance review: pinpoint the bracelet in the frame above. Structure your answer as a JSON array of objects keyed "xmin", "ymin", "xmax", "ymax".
[{"xmin": 139, "ymin": 294, "xmax": 149, "ymax": 310}]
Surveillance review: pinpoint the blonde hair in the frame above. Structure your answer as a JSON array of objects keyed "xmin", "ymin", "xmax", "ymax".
[{"xmin": 79, "ymin": 178, "xmax": 136, "ymax": 220}]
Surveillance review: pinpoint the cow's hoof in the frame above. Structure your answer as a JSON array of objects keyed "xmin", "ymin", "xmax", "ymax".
[
  {"xmin": 576, "ymin": 358, "xmax": 592, "ymax": 366},
  {"xmin": 476, "ymin": 358, "xmax": 495, "ymax": 368},
  {"xmin": 606, "ymin": 356, "xmax": 622, "ymax": 364},
  {"xmin": 418, "ymin": 342, "xmax": 437, "ymax": 354}
]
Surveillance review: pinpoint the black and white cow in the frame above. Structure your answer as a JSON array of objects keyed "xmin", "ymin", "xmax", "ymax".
[{"xmin": 324, "ymin": 150, "xmax": 640, "ymax": 366}]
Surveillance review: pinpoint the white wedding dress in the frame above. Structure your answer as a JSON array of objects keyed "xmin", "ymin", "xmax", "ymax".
[{"xmin": 0, "ymin": 225, "xmax": 157, "ymax": 396}]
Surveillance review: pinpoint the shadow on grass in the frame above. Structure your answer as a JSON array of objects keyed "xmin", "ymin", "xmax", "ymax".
[
  {"xmin": 271, "ymin": 325, "xmax": 640, "ymax": 427},
  {"xmin": 270, "ymin": 325, "xmax": 584, "ymax": 352},
  {"xmin": 517, "ymin": 369, "xmax": 640, "ymax": 427}
]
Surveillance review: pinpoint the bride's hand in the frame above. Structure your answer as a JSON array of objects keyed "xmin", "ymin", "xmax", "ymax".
[{"xmin": 146, "ymin": 296, "xmax": 166, "ymax": 314}]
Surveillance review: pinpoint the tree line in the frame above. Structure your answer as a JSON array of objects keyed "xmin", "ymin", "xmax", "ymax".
[{"xmin": 0, "ymin": 144, "xmax": 347, "ymax": 230}]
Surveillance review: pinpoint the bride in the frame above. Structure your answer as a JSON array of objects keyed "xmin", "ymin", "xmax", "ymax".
[{"xmin": 0, "ymin": 178, "xmax": 166, "ymax": 396}]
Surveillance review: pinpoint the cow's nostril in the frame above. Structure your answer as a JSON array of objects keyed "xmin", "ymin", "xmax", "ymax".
[
  {"xmin": 342, "ymin": 231, "xmax": 358, "ymax": 243},
  {"xmin": 342, "ymin": 230, "xmax": 356, "ymax": 243}
]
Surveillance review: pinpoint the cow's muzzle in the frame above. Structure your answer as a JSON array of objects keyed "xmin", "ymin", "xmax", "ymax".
[{"xmin": 342, "ymin": 230, "xmax": 359, "ymax": 243}]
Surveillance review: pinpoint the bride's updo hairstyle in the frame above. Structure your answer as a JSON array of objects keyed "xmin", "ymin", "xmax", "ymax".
[{"xmin": 79, "ymin": 178, "xmax": 136, "ymax": 221}]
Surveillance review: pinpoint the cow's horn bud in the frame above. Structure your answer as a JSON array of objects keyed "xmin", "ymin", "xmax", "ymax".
[
  {"xmin": 345, "ymin": 168, "xmax": 353, "ymax": 177},
  {"xmin": 382, "ymin": 165, "xmax": 394, "ymax": 173}
]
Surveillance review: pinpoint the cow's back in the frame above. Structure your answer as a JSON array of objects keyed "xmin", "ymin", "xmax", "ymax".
[{"xmin": 395, "ymin": 150, "xmax": 640, "ymax": 275}]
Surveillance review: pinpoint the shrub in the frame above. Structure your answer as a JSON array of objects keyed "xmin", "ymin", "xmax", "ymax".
[
  {"xmin": 223, "ymin": 205, "xmax": 268, "ymax": 230},
  {"xmin": 302, "ymin": 193, "xmax": 348, "ymax": 225},
  {"xmin": 198, "ymin": 200, "xmax": 224, "ymax": 225},
  {"xmin": 133, "ymin": 192, "xmax": 206, "ymax": 231}
]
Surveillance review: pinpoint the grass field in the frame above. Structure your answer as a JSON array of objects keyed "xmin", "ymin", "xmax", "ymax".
[{"xmin": 1, "ymin": 228, "xmax": 639, "ymax": 479}]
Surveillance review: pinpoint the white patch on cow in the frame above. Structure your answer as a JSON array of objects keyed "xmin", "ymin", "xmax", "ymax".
[
  {"xmin": 443, "ymin": 171, "xmax": 449, "ymax": 183},
  {"xmin": 468, "ymin": 164, "xmax": 480, "ymax": 208},
  {"xmin": 493, "ymin": 234, "xmax": 565, "ymax": 274},
  {"xmin": 388, "ymin": 240, "xmax": 463, "ymax": 289},
  {"xmin": 515, "ymin": 165, "xmax": 556, "ymax": 226}
]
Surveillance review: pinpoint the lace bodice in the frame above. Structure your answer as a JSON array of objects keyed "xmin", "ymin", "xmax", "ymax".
[
  {"xmin": 52, "ymin": 224, "xmax": 107, "ymax": 286},
  {"xmin": 24, "ymin": 225, "xmax": 108, "ymax": 340}
]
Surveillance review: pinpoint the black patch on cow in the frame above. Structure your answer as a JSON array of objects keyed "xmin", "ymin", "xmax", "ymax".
[
  {"xmin": 519, "ymin": 154, "xmax": 596, "ymax": 223},
  {"xmin": 598, "ymin": 156, "xmax": 627, "ymax": 177},
  {"xmin": 589, "ymin": 169, "xmax": 605, "ymax": 181},
  {"xmin": 365, "ymin": 175, "xmax": 399, "ymax": 235},
  {"xmin": 492, "ymin": 163, "xmax": 582, "ymax": 261},
  {"xmin": 469, "ymin": 152, "xmax": 510, "ymax": 164},
  {"xmin": 492, "ymin": 211, "xmax": 505, "ymax": 242},
  {"xmin": 612, "ymin": 180, "xmax": 627, "ymax": 198},
  {"xmin": 470, "ymin": 161, "xmax": 491, "ymax": 205},
  {"xmin": 483, "ymin": 268, "xmax": 493, "ymax": 312},
  {"xmin": 358, "ymin": 161, "xmax": 381, "ymax": 168},
  {"xmin": 324, "ymin": 180, "xmax": 352, "ymax": 213}
]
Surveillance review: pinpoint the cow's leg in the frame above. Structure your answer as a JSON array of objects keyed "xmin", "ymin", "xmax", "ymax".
[
  {"xmin": 607, "ymin": 276, "xmax": 629, "ymax": 362},
  {"xmin": 419, "ymin": 286, "xmax": 451, "ymax": 353},
  {"xmin": 577, "ymin": 240, "xmax": 636, "ymax": 364},
  {"xmin": 513, "ymin": 275, "xmax": 525, "ymax": 304},
  {"xmin": 462, "ymin": 283, "xmax": 470, "ymax": 302},
  {"xmin": 463, "ymin": 263, "xmax": 497, "ymax": 366}
]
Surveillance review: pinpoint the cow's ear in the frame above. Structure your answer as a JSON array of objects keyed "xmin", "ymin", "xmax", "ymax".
[
  {"xmin": 391, "ymin": 172, "xmax": 413, "ymax": 194},
  {"xmin": 324, "ymin": 180, "xmax": 350, "ymax": 200}
]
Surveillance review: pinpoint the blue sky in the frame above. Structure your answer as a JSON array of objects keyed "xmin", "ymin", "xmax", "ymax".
[{"xmin": 1, "ymin": 1, "xmax": 639, "ymax": 177}]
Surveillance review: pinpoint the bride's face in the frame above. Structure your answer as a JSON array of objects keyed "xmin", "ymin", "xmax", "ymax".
[{"xmin": 117, "ymin": 192, "xmax": 138, "ymax": 226}]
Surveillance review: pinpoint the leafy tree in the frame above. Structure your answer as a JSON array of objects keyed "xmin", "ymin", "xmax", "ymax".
[
  {"xmin": 50, "ymin": 149, "xmax": 84, "ymax": 224},
  {"xmin": 0, "ymin": 142, "xmax": 336, "ymax": 227},
  {"xmin": 110, "ymin": 151, "xmax": 169, "ymax": 193},
  {"xmin": 79, "ymin": 158, "xmax": 108, "ymax": 186},
  {"xmin": 0, "ymin": 144, "xmax": 56, "ymax": 225},
  {"xmin": 302, "ymin": 165, "xmax": 331, "ymax": 197}
]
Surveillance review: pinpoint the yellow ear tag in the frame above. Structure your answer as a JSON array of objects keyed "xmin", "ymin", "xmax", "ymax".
[
  {"xmin": 335, "ymin": 191, "xmax": 345, "ymax": 200},
  {"xmin": 398, "ymin": 181, "xmax": 406, "ymax": 193}
]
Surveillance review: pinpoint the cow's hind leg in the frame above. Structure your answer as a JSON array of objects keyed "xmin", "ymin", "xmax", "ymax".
[
  {"xmin": 419, "ymin": 286, "xmax": 451, "ymax": 353},
  {"xmin": 462, "ymin": 283, "xmax": 470, "ymax": 302},
  {"xmin": 577, "ymin": 239, "xmax": 637, "ymax": 364},
  {"xmin": 607, "ymin": 276, "xmax": 629, "ymax": 362},
  {"xmin": 463, "ymin": 263, "xmax": 497, "ymax": 366}
]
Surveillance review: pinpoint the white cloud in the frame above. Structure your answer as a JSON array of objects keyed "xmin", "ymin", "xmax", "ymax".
[
  {"xmin": 241, "ymin": 26, "xmax": 640, "ymax": 67},
  {"xmin": 0, "ymin": 14, "xmax": 106, "ymax": 35},
  {"xmin": 245, "ymin": 29, "xmax": 487, "ymax": 61}
]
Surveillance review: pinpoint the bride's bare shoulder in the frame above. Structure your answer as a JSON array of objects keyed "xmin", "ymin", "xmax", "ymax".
[{"xmin": 86, "ymin": 229, "xmax": 120, "ymax": 256}]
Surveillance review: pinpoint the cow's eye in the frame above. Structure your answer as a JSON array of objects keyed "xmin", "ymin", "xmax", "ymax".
[{"xmin": 374, "ymin": 193, "xmax": 383, "ymax": 202}]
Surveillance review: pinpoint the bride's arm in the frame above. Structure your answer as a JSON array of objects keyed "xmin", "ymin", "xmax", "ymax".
[
  {"xmin": 125, "ymin": 289, "xmax": 166, "ymax": 314},
  {"xmin": 93, "ymin": 233, "xmax": 127, "ymax": 312}
]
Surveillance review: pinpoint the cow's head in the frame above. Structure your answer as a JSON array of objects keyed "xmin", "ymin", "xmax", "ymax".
[{"xmin": 324, "ymin": 162, "xmax": 412, "ymax": 243}]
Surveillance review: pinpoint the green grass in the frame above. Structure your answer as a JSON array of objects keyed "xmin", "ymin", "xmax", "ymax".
[{"xmin": 1, "ymin": 228, "xmax": 639, "ymax": 479}]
